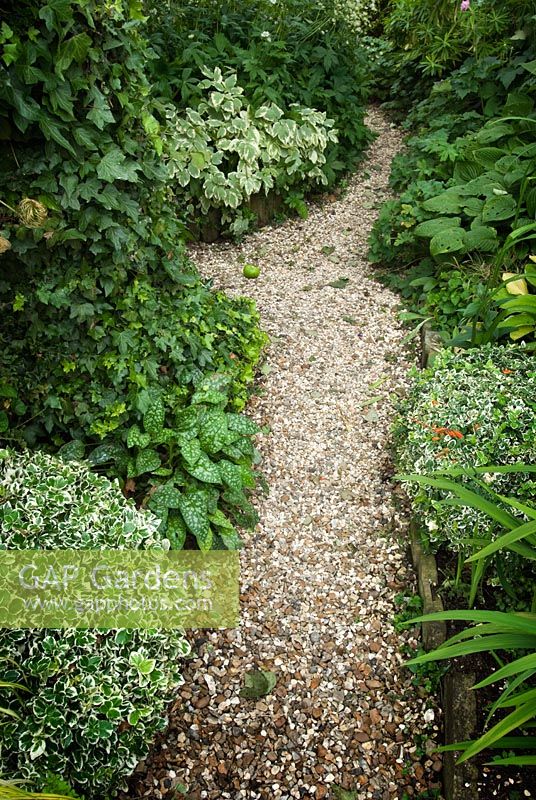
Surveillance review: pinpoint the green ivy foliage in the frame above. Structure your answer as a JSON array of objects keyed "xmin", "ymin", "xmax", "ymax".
[
  {"xmin": 0, "ymin": 0, "xmax": 189, "ymax": 287},
  {"xmin": 0, "ymin": 1, "xmax": 267, "ymax": 546}
]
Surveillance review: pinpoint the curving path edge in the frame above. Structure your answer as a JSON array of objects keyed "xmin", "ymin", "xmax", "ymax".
[{"xmin": 128, "ymin": 108, "xmax": 443, "ymax": 800}]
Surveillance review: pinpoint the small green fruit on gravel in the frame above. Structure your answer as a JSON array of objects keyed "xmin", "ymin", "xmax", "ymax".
[{"xmin": 243, "ymin": 263, "xmax": 260, "ymax": 279}]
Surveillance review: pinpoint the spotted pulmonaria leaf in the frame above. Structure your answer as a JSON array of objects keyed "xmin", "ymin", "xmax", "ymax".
[
  {"xmin": 226, "ymin": 413, "xmax": 260, "ymax": 435},
  {"xmin": 198, "ymin": 409, "xmax": 229, "ymax": 452},
  {"xmin": 132, "ymin": 448, "xmax": 161, "ymax": 477},
  {"xmin": 58, "ymin": 439, "xmax": 85, "ymax": 462},
  {"xmin": 151, "ymin": 482, "xmax": 182, "ymax": 509},
  {"xmin": 184, "ymin": 452, "xmax": 221, "ymax": 484},
  {"xmin": 178, "ymin": 491, "xmax": 212, "ymax": 551},
  {"xmin": 165, "ymin": 512, "xmax": 187, "ymax": 550},
  {"xmin": 143, "ymin": 398, "xmax": 165, "ymax": 437},
  {"xmin": 127, "ymin": 425, "xmax": 151, "ymax": 449}
]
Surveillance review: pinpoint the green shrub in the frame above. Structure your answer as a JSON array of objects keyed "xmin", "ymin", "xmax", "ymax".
[
  {"xmin": 0, "ymin": 275, "xmax": 266, "ymax": 547},
  {"xmin": 164, "ymin": 67, "xmax": 338, "ymax": 236},
  {"xmin": 395, "ymin": 345, "xmax": 536, "ymax": 602},
  {"xmin": 0, "ymin": 449, "xmax": 163, "ymax": 549},
  {"xmin": 385, "ymin": 0, "xmax": 534, "ymax": 80},
  {"xmin": 0, "ymin": 449, "xmax": 190, "ymax": 797},
  {"xmin": 145, "ymin": 0, "xmax": 374, "ymax": 191},
  {"xmin": 0, "ymin": 1, "xmax": 267, "ymax": 542}
]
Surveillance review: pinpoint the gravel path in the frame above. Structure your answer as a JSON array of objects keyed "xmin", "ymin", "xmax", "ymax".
[{"xmin": 127, "ymin": 108, "xmax": 443, "ymax": 800}]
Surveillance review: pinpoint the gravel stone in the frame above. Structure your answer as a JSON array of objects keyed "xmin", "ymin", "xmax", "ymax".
[{"xmin": 124, "ymin": 108, "xmax": 442, "ymax": 800}]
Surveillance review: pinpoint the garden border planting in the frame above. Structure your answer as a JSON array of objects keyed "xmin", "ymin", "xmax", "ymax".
[{"xmin": 414, "ymin": 323, "xmax": 480, "ymax": 800}]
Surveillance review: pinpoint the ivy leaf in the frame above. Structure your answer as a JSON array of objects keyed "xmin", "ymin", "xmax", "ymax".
[
  {"xmin": 178, "ymin": 491, "xmax": 212, "ymax": 551},
  {"xmin": 56, "ymin": 32, "xmax": 92, "ymax": 73},
  {"xmin": 39, "ymin": 116, "xmax": 76, "ymax": 156},
  {"xmin": 97, "ymin": 148, "xmax": 140, "ymax": 183}
]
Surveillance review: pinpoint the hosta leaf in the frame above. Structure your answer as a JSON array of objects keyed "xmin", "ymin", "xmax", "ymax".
[
  {"xmin": 463, "ymin": 197, "xmax": 484, "ymax": 217},
  {"xmin": 525, "ymin": 187, "xmax": 536, "ymax": 219},
  {"xmin": 463, "ymin": 225, "xmax": 499, "ymax": 253},
  {"xmin": 422, "ymin": 191, "xmax": 463, "ymax": 214},
  {"xmin": 472, "ymin": 147, "xmax": 506, "ymax": 169},
  {"xmin": 126, "ymin": 425, "xmax": 151, "ymax": 449},
  {"xmin": 482, "ymin": 195, "xmax": 517, "ymax": 222},
  {"xmin": 133, "ymin": 448, "xmax": 161, "ymax": 476},
  {"xmin": 178, "ymin": 491, "xmax": 212, "ymax": 551},
  {"xmin": 496, "ymin": 313, "xmax": 535, "ymax": 331},
  {"xmin": 414, "ymin": 217, "xmax": 462, "ymax": 238},
  {"xmin": 474, "ymin": 123, "xmax": 515, "ymax": 144},
  {"xmin": 453, "ymin": 160, "xmax": 483, "ymax": 183},
  {"xmin": 227, "ymin": 413, "xmax": 260, "ymax": 435},
  {"xmin": 430, "ymin": 229, "xmax": 466, "ymax": 257},
  {"xmin": 510, "ymin": 325, "xmax": 535, "ymax": 340},
  {"xmin": 503, "ymin": 273, "xmax": 529, "ymax": 295},
  {"xmin": 143, "ymin": 398, "xmax": 165, "ymax": 437}
]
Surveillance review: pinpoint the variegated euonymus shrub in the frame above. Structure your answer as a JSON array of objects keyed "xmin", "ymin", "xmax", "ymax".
[
  {"xmin": 0, "ymin": 450, "xmax": 190, "ymax": 797},
  {"xmin": 164, "ymin": 68, "xmax": 338, "ymax": 232},
  {"xmin": 395, "ymin": 345, "xmax": 536, "ymax": 601}
]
